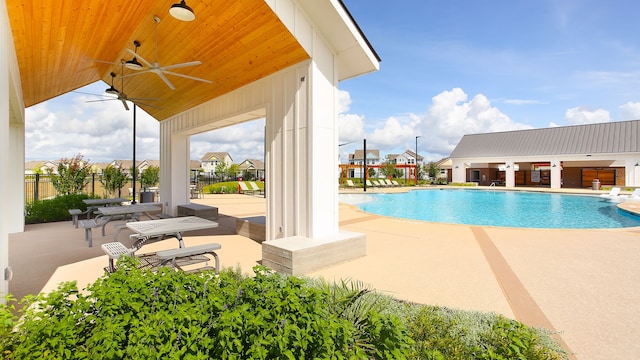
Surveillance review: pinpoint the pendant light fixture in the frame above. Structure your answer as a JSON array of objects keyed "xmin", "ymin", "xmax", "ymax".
[
  {"xmin": 105, "ymin": 72, "xmax": 119, "ymax": 95},
  {"xmin": 169, "ymin": 0, "xmax": 195, "ymax": 21},
  {"xmin": 125, "ymin": 40, "xmax": 144, "ymax": 70}
]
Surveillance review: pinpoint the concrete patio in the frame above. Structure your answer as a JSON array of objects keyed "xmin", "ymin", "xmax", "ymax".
[{"xmin": 8, "ymin": 191, "xmax": 640, "ymax": 360}]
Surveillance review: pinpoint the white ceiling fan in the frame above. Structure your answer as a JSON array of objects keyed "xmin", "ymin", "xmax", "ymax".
[
  {"xmin": 123, "ymin": 15, "xmax": 212, "ymax": 90},
  {"xmin": 81, "ymin": 67, "xmax": 161, "ymax": 111}
]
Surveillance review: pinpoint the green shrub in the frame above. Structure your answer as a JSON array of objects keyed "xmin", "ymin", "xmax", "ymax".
[
  {"xmin": 203, "ymin": 181, "xmax": 263, "ymax": 194},
  {"xmin": 24, "ymin": 193, "xmax": 95, "ymax": 224},
  {"xmin": 407, "ymin": 306, "xmax": 567, "ymax": 360},
  {"xmin": 0, "ymin": 262, "xmax": 566, "ymax": 359},
  {"xmin": 1, "ymin": 263, "xmax": 411, "ymax": 359},
  {"xmin": 478, "ymin": 316, "xmax": 565, "ymax": 360}
]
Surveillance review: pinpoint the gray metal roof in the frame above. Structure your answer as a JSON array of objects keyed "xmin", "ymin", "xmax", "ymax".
[{"xmin": 449, "ymin": 120, "xmax": 640, "ymax": 158}]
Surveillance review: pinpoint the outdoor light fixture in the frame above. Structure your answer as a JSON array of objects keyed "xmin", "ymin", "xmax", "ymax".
[
  {"xmin": 125, "ymin": 41, "xmax": 144, "ymax": 70},
  {"xmin": 506, "ymin": 164, "xmax": 511, "ymax": 168},
  {"xmin": 169, "ymin": 0, "xmax": 196, "ymax": 21},
  {"xmin": 635, "ymin": 162, "xmax": 639, "ymax": 167},
  {"xmin": 105, "ymin": 72, "xmax": 119, "ymax": 95},
  {"xmin": 552, "ymin": 163, "xmax": 557, "ymax": 167}
]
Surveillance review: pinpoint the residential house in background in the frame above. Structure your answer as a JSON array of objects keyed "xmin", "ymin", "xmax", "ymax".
[
  {"xmin": 388, "ymin": 150, "xmax": 424, "ymax": 180},
  {"xmin": 238, "ymin": 159, "xmax": 265, "ymax": 180},
  {"xmin": 346, "ymin": 149, "xmax": 380, "ymax": 179},
  {"xmin": 200, "ymin": 152, "xmax": 233, "ymax": 177}
]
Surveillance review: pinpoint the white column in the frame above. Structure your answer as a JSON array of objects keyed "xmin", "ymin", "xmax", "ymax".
[
  {"xmin": 159, "ymin": 127, "xmax": 190, "ymax": 216},
  {"xmin": 265, "ymin": 62, "xmax": 339, "ymax": 239},
  {"xmin": 505, "ymin": 161, "xmax": 515, "ymax": 187},
  {"xmin": 625, "ymin": 160, "xmax": 640, "ymax": 187},
  {"xmin": 1, "ymin": 0, "xmax": 23, "ymax": 298},
  {"xmin": 550, "ymin": 161, "xmax": 562, "ymax": 189},
  {"xmin": 451, "ymin": 161, "xmax": 466, "ymax": 183}
]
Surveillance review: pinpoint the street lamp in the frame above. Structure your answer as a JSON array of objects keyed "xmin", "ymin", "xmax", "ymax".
[{"xmin": 415, "ymin": 136, "xmax": 421, "ymax": 185}]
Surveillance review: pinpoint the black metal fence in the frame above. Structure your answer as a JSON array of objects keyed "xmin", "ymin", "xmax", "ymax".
[
  {"xmin": 25, "ymin": 172, "xmax": 247, "ymax": 203},
  {"xmin": 25, "ymin": 173, "xmax": 139, "ymax": 203}
]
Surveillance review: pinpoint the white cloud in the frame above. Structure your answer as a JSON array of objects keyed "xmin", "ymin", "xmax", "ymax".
[
  {"xmin": 620, "ymin": 102, "xmax": 640, "ymax": 120},
  {"xmin": 502, "ymin": 98, "xmax": 546, "ymax": 105},
  {"xmin": 25, "ymin": 82, "xmax": 159, "ymax": 163},
  {"xmin": 337, "ymin": 89, "xmax": 352, "ymax": 114},
  {"xmin": 337, "ymin": 88, "xmax": 532, "ymax": 162},
  {"xmin": 423, "ymin": 88, "xmax": 531, "ymax": 157},
  {"xmin": 190, "ymin": 119, "xmax": 265, "ymax": 162},
  {"xmin": 564, "ymin": 106, "xmax": 611, "ymax": 125}
]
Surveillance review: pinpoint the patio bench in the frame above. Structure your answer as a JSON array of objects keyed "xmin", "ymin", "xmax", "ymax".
[
  {"xmin": 156, "ymin": 243, "xmax": 222, "ymax": 274},
  {"xmin": 78, "ymin": 219, "xmax": 103, "ymax": 247},
  {"xmin": 100, "ymin": 242, "xmax": 221, "ymax": 274},
  {"xmin": 101, "ymin": 242, "xmax": 136, "ymax": 273},
  {"xmin": 69, "ymin": 208, "xmax": 90, "ymax": 228}
]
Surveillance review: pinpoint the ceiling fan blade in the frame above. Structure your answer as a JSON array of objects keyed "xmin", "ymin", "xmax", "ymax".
[
  {"xmin": 121, "ymin": 99, "xmax": 130, "ymax": 111},
  {"xmin": 160, "ymin": 61, "xmax": 202, "ymax": 71},
  {"xmin": 164, "ymin": 71, "xmax": 213, "ymax": 84},
  {"xmin": 94, "ymin": 59, "xmax": 120, "ymax": 65},
  {"xmin": 74, "ymin": 91, "xmax": 114, "ymax": 97},
  {"xmin": 85, "ymin": 99, "xmax": 116, "ymax": 103},
  {"xmin": 157, "ymin": 71, "xmax": 176, "ymax": 90},
  {"xmin": 125, "ymin": 48, "xmax": 153, "ymax": 68},
  {"xmin": 121, "ymin": 69, "xmax": 152, "ymax": 78}
]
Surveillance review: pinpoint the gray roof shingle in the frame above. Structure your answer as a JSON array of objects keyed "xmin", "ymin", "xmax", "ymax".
[{"xmin": 450, "ymin": 120, "xmax": 640, "ymax": 158}]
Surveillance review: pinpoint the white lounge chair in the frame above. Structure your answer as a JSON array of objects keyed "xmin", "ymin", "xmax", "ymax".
[
  {"xmin": 238, "ymin": 181, "xmax": 257, "ymax": 195},
  {"xmin": 599, "ymin": 187, "xmax": 621, "ymax": 199},
  {"xmin": 622, "ymin": 188, "xmax": 640, "ymax": 201},
  {"xmin": 384, "ymin": 179, "xmax": 394, "ymax": 187},
  {"xmin": 346, "ymin": 179, "xmax": 355, "ymax": 188},
  {"xmin": 372, "ymin": 180, "xmax": 381, "ymax": 187},
  {"xmin": 392, "ymin": 180, "xmax": 401, "ymax": 187},
  {"xmin": 249, "ymin": 181, "xmax": 264, "ymax": 195},
  {"xmin": 366, "ymin": 179, "xmax": 374, "ymax": 187}
]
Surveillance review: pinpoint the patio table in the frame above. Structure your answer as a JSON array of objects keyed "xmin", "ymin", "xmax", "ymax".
[
  {"xmin": 82, "ymin": 197, "xmax": 128, "ymax": 218},
  {"xmin": 96, "ymin": 204, "xmax": 160, "ymax": 236},
  {"xmin": 127, "ymin": 216, "xmax": 219, "ymax": 248}
]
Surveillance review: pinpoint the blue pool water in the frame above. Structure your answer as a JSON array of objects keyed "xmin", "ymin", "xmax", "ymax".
[{"xmin": 340, "ymin": 189, "xmax": 640, "ymax": 229}]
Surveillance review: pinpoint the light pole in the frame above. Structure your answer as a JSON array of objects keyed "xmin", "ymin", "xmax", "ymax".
[{"xmin": 415, "ymin": 136, "xmax": 421, "ymax": 185}]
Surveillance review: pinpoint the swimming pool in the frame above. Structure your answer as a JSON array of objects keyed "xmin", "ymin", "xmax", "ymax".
[{"xmin": 340, "ymin": 189, "xmax": 640, "ymax": 229}]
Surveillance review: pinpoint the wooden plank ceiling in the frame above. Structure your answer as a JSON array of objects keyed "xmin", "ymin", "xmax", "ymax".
[{"xmin": 7, "ymin": 0, "xmax": 310, "ymax": 120}]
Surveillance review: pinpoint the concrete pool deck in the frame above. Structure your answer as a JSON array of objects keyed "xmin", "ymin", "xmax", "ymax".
[{"xmin": 8, "ymin": 187, "xmax": 640, "ymax": 359}]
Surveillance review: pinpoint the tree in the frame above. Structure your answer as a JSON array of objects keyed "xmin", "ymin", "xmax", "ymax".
[
  {"xmin": 48, "ymin": 154, "xmax": 91, "ymax": 195},
  {"xmin": 426, "ymin": 161, "xmax": 440, "ymax": 180},
  {"xmin": 227, "ymin": 164, "xmax": 241, "ymax": 180},
  {"xmin": 100, "ymin": 165, "xmax": 127, "ymax": 197},
  {"xmin": 379, "ymin": 157, "xmax": 396, "ymax": 178},
  {"xmin": 214, "ymin": 162, "xmax": 227, "ymax": 180},
  {"xmin": 367, "ymin": 167, "xmax": 377, "ymax": 179},
  {"xmin": 140, "ymin": 166, "xmax": 160, "ymax": 191},
  {"xmin": 416, "ymin": 164, "xmax": 425, "ymax": 181}
]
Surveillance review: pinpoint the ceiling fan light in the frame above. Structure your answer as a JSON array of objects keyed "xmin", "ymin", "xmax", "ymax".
[
  {"xmin": 105, "ymin": 86, "xmax": 119, "ymax": 95},
  {"xmin": 169, "ymin": 0, "xmax": 195, "ymax": 21},
  {"xmin": 125, "ymin": 57, "xmax": 143, "ymax": 70}
]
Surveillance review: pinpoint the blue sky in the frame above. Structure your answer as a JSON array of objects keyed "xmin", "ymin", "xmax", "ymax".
[{"xmin": 26, "ymin": 0, "xmax": 640, "ymax": 164}]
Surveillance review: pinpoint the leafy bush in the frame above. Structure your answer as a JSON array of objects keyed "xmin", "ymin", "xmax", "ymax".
[
  {"xmin": 140, "ymin": 165, "xmax": 160, "ymax": 190},
  {"xmin": 24, "ymin": 193, "xmax": 94, "ymax": 224},
  {"xmin": 100, "ymin": 165, "xmax": 128, "ymax": 197},
  {"xmin": 407, "ymin": 306, "xmax": 567, "ymax": 360},
  {"xmin": 1, "ymin": 263, "xmax": 566, "ymax": 359},
  {"xmin": 203, "ymin": 181, "xmax": 262, "ymax": 194},
  {"xmin": 1, "ymin": 263, "xmax": 411, "ymax": 359},
  {"xmin": 47, "ymin": 153, "xmax": 92, "ymax": 195},
  {"xmin": 448, "ymin": 182, "xmax": 479, "ymax": 187}
]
